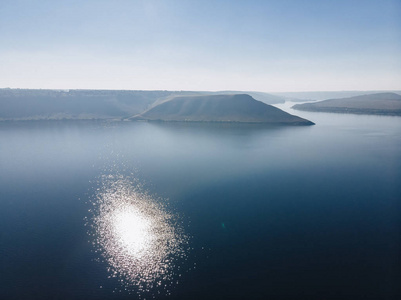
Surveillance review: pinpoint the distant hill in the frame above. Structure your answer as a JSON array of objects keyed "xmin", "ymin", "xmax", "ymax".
[
  {"xmin": 292, "ymin": 92, "xmax": 401, "ymax": 116},
  {"xmin": 131, "ymin": 94, "xmax": 314, "ymax": 125},
  {"xmin": 273, "ymin": 90, "xmax": 401, "ymax": 102}
]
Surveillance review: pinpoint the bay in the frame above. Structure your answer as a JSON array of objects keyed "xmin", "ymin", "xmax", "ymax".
[{"xmin": 0, "ymin": 105, "xmax": 400, "ymax": 299}]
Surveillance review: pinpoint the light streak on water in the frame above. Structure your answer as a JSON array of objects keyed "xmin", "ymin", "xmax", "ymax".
[{"xmin": 87, "ymin": 174, "xmax": 190, "ymax": 297}]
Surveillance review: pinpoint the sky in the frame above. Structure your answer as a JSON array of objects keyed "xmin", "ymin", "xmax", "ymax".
[{"xmin": 0, "ymin": 0, "xmax": 400, "ymax": 92}]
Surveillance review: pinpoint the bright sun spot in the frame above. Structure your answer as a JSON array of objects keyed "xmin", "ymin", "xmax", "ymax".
[{"xmin": 113, "ymin": 208, "xmax": 152, "ymax": 258}]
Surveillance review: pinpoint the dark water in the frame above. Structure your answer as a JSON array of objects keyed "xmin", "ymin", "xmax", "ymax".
[{"xmin": 1, "ymin": 106, "xmax": 400, "ymax": 299}]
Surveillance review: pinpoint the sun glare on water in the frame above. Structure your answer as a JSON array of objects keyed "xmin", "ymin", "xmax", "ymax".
[
  {"xmin": 112, "ymin": 208, "xmax": 153, "ymax": 258},
  {"xmin": 88, "ymin": 174, "xmax": 189, "ymax": 297}
]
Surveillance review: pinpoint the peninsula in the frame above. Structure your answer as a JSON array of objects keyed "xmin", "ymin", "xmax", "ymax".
[{"xmin": 131, "ymin": 94, "xmax": 314, "ymax": 125}]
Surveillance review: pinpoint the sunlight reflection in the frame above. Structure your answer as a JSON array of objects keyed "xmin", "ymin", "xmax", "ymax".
[
  {"xmin": 112, "ymin": 207, "xmax": 153, "ymax": 258},
  {"xmin": 88, "ymin": 174, "xmax": 189, "ymax": 297}
]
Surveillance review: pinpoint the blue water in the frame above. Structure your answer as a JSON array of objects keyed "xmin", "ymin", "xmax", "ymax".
[{"xmin": 0, "ymin": 106, "xmax": 400, "ymax": 299}]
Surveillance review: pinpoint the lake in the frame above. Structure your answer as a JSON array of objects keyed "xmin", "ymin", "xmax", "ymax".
[{"xmin": 1, "ymin": 104, "xmax": 400, "ymax": 299}]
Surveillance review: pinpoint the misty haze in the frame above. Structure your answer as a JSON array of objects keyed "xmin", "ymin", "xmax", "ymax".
[{"xmin": 1, "ymin": 1, "xmax": 400, "ymax": 300}]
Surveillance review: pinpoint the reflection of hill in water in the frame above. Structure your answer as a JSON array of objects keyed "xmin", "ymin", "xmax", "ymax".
[{"xmin": 145, "ymin": 120, "xmax": 312, "ymax": 141}]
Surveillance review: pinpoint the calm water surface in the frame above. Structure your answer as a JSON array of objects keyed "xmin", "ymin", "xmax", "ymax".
[{"xmin": 0, "ymin": 105, "xmax": 400, "ymax": 299}]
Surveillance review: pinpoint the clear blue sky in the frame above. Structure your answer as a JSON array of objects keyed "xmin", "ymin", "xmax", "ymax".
[{"xmin": 1, "ymin": 0, "xmax": 400, "ymax": 92}]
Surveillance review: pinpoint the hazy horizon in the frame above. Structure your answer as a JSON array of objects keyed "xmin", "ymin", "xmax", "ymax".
[
  {"xmin": 1, "ymin": 87, "xmax": 401, "ymax": 94},
  {"xmin": 1, "ymin": 0, "xmax": 400, "ymax": 92}
]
